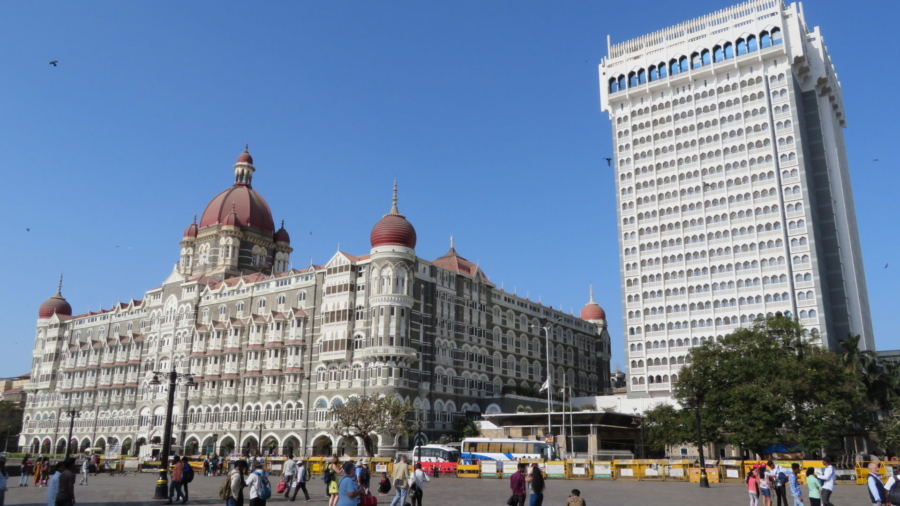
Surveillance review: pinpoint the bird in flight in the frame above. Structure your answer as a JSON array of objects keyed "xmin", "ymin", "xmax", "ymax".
[
  {"xmin": 886, "ymin": 263, "xmax": 889, "ymax": 269},
  {"xmin": 873, "ymin": 159, "xmax": 879, "ymax": 162},
  {"xmin": 49, "ymin": 60, "xmax": 58, "ymax": 66},
  {"xmin": 25, "ymin": 228, "xmax": 30, "ymax": 232},
  {"xmin": 603, "ymin": 158, "xmax": 612, "ymax": 166}
]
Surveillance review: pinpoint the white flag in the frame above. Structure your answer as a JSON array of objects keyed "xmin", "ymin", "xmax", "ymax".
[{"xmin": 539, "ymin": 377, "xmax": 550, "ymax": 392}]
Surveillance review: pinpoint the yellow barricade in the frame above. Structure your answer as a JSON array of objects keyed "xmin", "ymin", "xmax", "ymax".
[
  {"xmin": 567, "ymin": 459, "xmax": 592, "ymax": 480},
  {"xmin": 665, "ymin": 459, "xmax": 692, "ymax": 482},
  {"xmin": 501, "ymin": 461, "xmax": 520, "ymax": 478},
  {"xmin": 545, "ymin": 461, "xmax": 567, "ymax": 479},
  {"xmin": 720, "ymin": 459, "xmax": 744, "ymax": 483},
  {"xmin": 689, "ymin": 466, "xmax": 720, "ymax": 483},
  {"xmin": 370, "ymin": 457, "xmax": 392, "ymax": 476},
  {"xmin": 638, "ymin": 459, "xmax": 666, "ymax": 481},
  {"xmin": 457, "ymin": 463, "xmax": 480, "ymax": 478},
  {"xmin": 856, "ymin": 461, "xmax": 888, "ymax": 485},
  {"xmin": 307, "ymin": 456, "xmax": 326, "ymax": 475},
  {"xmin": 265, "ymin": 456, "xmax": 287, "ymax": 475},
  {"xmin": 592, "ymin": 461, "xmax": 614, "ymax": 480},
  {"xmin": 613, "ymin": 459, "xmax": 639, "ymax": 481}
]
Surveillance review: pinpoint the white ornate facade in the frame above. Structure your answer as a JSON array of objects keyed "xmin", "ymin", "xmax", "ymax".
[
  {"xmin": 599, "ymin": 0, "xmax": 874, "ymax": 397},
  {"xmin": 23, "ymin": 148, "xmax": 612, "ymax": 456}
]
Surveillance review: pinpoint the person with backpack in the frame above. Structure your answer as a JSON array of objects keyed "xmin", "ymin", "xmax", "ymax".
[
  {"xmin": 408, "ymin": 462, "xmax": 430, "ymax": 506},
  {"xmin": 167, "ymin": 455, "xmax": 186, "ymax": 505},
  {"xmin": 767, "ymin": 461, "xmax": 788, "ymax": 506},
  {"xmin": 221, "ymin": 460, "xmax": 247, "ymax": 506},
  {"xmin": 182, "ymin": 457, "xmax": 195, "ymax": 503},
  {"xmin": 245, "ymin": 459, "xmax": 272, "ymax": 506},
  {"xmin": 289, "ymin": 460, "xmax": 311, "ymax": 502},
  {"xmin": 357, "ymin": 460, "xmax": 371, "ymax": 494}
]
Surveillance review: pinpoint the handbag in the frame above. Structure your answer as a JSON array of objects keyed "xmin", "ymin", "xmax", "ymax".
[
  {"xmin": 507, "ymin": 495, "xmax": 518, "ymax": 506},
  {"xmin": 276, "ymin": 480, "xmax": 287, "ymax": 494}
]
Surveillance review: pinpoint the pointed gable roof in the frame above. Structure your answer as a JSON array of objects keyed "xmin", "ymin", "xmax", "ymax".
[{"xmin": 432, "ymin": 239, "xmax": 490, "ymax": 282}]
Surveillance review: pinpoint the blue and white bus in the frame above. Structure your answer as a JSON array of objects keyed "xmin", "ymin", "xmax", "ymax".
[{"xmin": 461, "ymin": 438, "xmax": 558, "ymax": 461}]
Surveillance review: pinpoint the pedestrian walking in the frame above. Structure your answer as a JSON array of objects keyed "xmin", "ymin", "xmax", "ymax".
[
  {"xmin": 326, "ymin": 456, "xmax": 343, "ymax": 506},
  {"xmin": 336, "ymin": 462, "xmax": 363, "ymax": 506},
  {"xmin": 747, "ymin": 464, "xmax": 760, "ymax": 506},
  {"xmin": 817, "ymin": 456, "xmax": 836, "ymax": 506},
  {"xmin": 806, "ymin": 468, "xmax": 821, "ymax": 506},
  {"xmin": 182, "ymin": 457, "xmax": 195, "ymax": 503},
  {"xmin": 767, "ymin": 461, "xmax": 788, "ymax": 506},
  {"xmin": 20, "ymin": 455, "xmax": 32, "ymax": 487},
  {"xmin": 282, "ymin": 456, "xmax": 298, "ymax": 499},
  {"xmin": 509, "ymin": 462, "xmax": 527, "ymax": 506},
  {"xmin": 34, "ymin": 456, "xmax": 43, "ymax": 487},
  {"xmin": 289, "ymin": 460, "xmax": 311, "ymax": 502},
  {"xmin": 224, "ymin": 460, "xmax": 247, "ymax": 506},
  {"xmin": 245, "ymin": 459, "xmax": 271, "ymax": 506},
  {"xmin": 54, "ymin": 458, "xmax": 76, "ymax": 506},
  {"xmin": 204, "ymin": 457, "xmax": 210, "ymax": 477},
  {"xmin": 79, "ymin": 458, "xmax": 90, "ymax": 485},
  {"xmin": 40, "ymin": 457, "xmax": 50, "ymax": 487},
  {"xmin": 47, "ymin": 462, "xmax": 64, "ymax": 506},
  {"xmin": 867, "ymin": 462, "xmax": 886, "ymax": 506},
  {"xmin": 408, "ymin": 462, "xmax": 430, "ymax": 506},
  {"xmin": 168, "ymin": 455, "xmax": 186, "ymax": 505},
  {"xmin": 759, "ymin": 466, "xmax": 772, "ymax": 506},
  {"xmin": 788, "ymin": 463, "xmax": 803, "ymax": 506},
  {"xmin": 565, "ymin": 489, "xmax": 585, "ymax": 506},
  {"xmin": 213, "ymin": 455, "xmax": 221, "ymax": 477},
  {"xmin": 357, "ymin": 460, "xmax": 370, "ymax": 494},
  {"xmin": 527, "ymin": 463, "xmax": 545, "ymax": 506},
  {"xmin": 389, "ymin": 455, "xmax": 410, "ymax": 506}
]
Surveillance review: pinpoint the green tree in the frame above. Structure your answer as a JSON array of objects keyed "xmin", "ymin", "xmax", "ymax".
[
  {"xmin": 672, "ymin": 315, "xmax": 868, "ymax": 456},
  {"xmin": 331, "ymin": 395, "xmax": 412, "ymax": 457},
  {"xmin": 453, "ymin": 419, "xmax": 481, "ymax": 439},
  {"xmin": 0, "ymin": 401, "xmax": 22, "ymax": 451},
  {"xmin": 877, "ymin": 397, "xmax": 900, "ymax": 453},
  {"xmin": 643, "ymin": 403, "xmax": 721, "ymax": 453}
]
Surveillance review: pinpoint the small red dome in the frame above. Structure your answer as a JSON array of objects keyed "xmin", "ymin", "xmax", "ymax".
[
  {"xmin": 183, "ymin": 220, "xmax": 198, "ymax": 238},
  {"xmin": 223, "ymin": 208, "xmax": 241, "ymax": 227},
  {"xmin": 39, "ymin": 293, "xmax": 72, "ymax": 319},
  {"xmin": 371, "ymin": 215, "xmax": 417, "ymax": 249},
  {"xmin": 580, "ymin": 303, "xmax": 606, "ymax": 321},
  {"xmin": 370, "ymin": 181, "xmax": 416, "ymax": 249},
  {"xmin": 237, "ymin": 146, "xmax": 253, "ymax": 165},
  {"xmin": 275, "ymin": 221, "xmax": 290, "ymax": 244}
]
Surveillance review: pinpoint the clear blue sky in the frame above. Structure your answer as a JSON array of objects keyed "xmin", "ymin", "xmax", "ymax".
[{"xmin": 1, "ymin": 1, "xmax": 897, "ymax": 374}]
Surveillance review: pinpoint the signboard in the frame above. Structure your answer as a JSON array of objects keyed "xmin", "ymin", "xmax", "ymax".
[
  {"xmin": 547, "ymin": 463, "xmax": 566, "ymax": 476},
  {"xmin": 669, "ymin": 468, "xmax": 685, "ymax": 477},
  {"xmin": 619, "ymin": 468, "xmax": 634, "ymax": 476},
  {"xmin": 375, "ymin": 464, "xmax": 388, "ymax": 473},
  {"xmin": 503, "ymin": 462, "xmax": 519, "ymax": 474},
  {"xmin": 645, "ymin": 468, "xmax": 659, "ymax": 476},
  {"xmin": 594, "ymin": 463, "xmax": 612, "ymax": 475},
  {"xmin": 572, "ymin": 467, "xmax": 586, "ymax": 475},
  {"xmin": 726, "ymin": 469, "xmax": 740, "ymax": 478}
]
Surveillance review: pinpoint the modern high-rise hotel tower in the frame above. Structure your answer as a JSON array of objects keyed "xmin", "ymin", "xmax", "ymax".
[{"xmin": 599, "ymin": 0, "xmax": 873, "ymax": 397}]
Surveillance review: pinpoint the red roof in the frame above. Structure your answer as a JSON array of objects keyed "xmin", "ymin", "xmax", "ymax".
[
  {"xmin": 371, "ymin": 214, "xmax": 416, "ymax": 249},
  {"xmin": 39, "ymin": 292, "xmax": 72, "ymax": 319},
  {"xmin": 237, "ymin": 148, "xmax": 253, "ymax": 165},
  {"xmin": 274, "ymin": 222, "xmax": 290, "ymax": 244},
  {"xmin": 432, "ymin": 246, "xmax": 483, "ymax": 278},
  {"xmin": 199, "ymin": 184, "xmax": 274, "ymax": 233}
]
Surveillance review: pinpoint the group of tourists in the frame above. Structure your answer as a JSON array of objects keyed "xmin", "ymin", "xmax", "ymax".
[
  {"xmin": 166, "ymin": 455, "xmax": 196, "ymax": 504},
  {"xmin": 746, "ymin": 457, "xmax": 836, "ymax": 506},
  {"xmin": 508, "ymin": 461, "xmax": 585, "ymax": 506},
  {"xmin": 203, "ymin": 455, "xmax": 224, "ymax": 476}
]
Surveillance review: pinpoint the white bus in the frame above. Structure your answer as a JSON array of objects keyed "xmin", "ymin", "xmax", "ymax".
[
  {"xmin": 461, "ymin": 438, "xmax": 558, "ymax": 461},
  {"xmin": 398, "ymin": 444, "xmax": 460, "ymax": 463}
]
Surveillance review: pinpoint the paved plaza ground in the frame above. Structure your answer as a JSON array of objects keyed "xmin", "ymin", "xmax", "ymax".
[{"xmin": 3, "ymin": 472, "xmax": 872, "ymax": 506}]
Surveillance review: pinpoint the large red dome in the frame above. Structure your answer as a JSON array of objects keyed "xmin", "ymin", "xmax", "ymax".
[
  {"xmin": 371, "ymin": 214, "xmax": 417, "ymax": 249},
  {"xmin": 39, "ymin": 292, "xmax": 72, "ymax": 319},
  {"xmin": 580, "ymin": 303, "xmax": 606, "ymax": 321},
  {"xmin": 199, "ymin": 185, "xmax": 275, "ymax": 233}
]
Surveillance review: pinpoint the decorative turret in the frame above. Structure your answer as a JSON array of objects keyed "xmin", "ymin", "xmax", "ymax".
[
  {"xmin": 370, "ymin": 181, "xmax": 417, "ymax": 249},
  {"xmin": 234, "ymin": 144, "xmax": 255, "ymax": 186},
  {"xmin": 274, "ymin": 220, "xmax": 291, "ymax": 244},
  {"xmin": 183, "ymin": 215, "xmax": 198, "ymax": 238},
  {"xmin": 38, "ymin": 274, "xmax": 73, "ymax": 319}
]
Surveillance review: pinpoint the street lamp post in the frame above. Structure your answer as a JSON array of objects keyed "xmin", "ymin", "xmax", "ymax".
[
  {"xmin": 64, "ymin": 410, "xmax": 81, "ymax": 459},
  {"xmin": 149, "ymin": 369, "xmax": 195, "ymax": 500},
  {"xmin": 694, "ymin": 404, "xmax": 710, "ymax": 488},
  {"xmin": 532, "ymin": 317, "xmax": 560, "ymax": 444}
]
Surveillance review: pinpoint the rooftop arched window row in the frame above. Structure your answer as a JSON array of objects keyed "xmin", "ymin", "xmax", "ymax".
[{"xmin": 609, "ymin": 27, "xmax": 782, "ymax": 94}]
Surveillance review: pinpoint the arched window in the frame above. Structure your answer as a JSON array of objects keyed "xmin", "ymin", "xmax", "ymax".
[
  {"xmin": 747, "ymin": 35, "xmax": 758, "ymax": 52},
  {"xmin": 724, "ymin": 42, "xmax": 734, "ymax": 59},
  {"xmin": 736, "ymin": 38, "xmax": 748, "ymax": 56},
  {"xmin": 691, "ymin": 52, "xmax": 702, "ymax": 69},
  {"xmin": 679, "ymin": 56, "xmax": 689, "ymax": 73},
  {"xmin": 669, "ymin": 59, "xmax": 679, "ymax": 76},
  {"xmin": 772, "ymin": 28, "xmax": 783, "ymax": 45},
  {"xmin": 618, "ymin": 75, "xmax": 625, "ymax": 90},
  {"xmin": 713, "ymin": 46, "xmax": 724, "ymax": 62},
  {"xmin": 649, "ymin": 66, "xmax": 659, "ymax": 82},
  {"xmin": 609, "ymin": 78, "xmax": 618, "ymax": 94},
  {"xmin": 638, "ymin": 69, "xmax": 646, "ymax": 84},
  {"xmin": 629, "ymin": 72, "xmax": 638, "ymax": 88},
  {"xmin": 761, "ymin": 31, "xmax": 772, "ymax": 48},
  {"xmin": 701, "ymin": 49, "xmax": 711, "ymax": 65},
  {"xmin": 658, "ymin": 63, "xmax": 667, "ymax": 78}
]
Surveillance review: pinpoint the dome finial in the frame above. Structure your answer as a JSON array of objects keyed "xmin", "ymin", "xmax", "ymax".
[
  {"xmin": 244, "ymin": 143, "xmax": 249, "ymax": 152},
  {"xmin": 193, "ymin": 214, "xmax": 197, "ymax": 224},
  {"xmin": 281, "ymin": 219, "xmax": 285, "ymax": 228},
  {"xmin": 450, "ymin": 235, "xmax": 454, "ymax": 249},
  {"xmin": 589, "ymin": 285, "xmax": 595, "ymax": 303},
  {"xmin": 384, "ymin": 180, "xmax": 404, "ymax": 218},
  {"xmin": 57, "ymin": 273, "xmax": 64, "ymax": 296}
]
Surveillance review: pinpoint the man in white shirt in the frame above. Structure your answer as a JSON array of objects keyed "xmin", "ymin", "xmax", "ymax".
[
  {"xmin": 817, "ymin": 456, "xmax": 836, "ymax": 506},
  {"xmin": 282, "ymin": 457, "xmax": 298, "ymax": 499},
  {"xmin": 766, "ymin": 460, "xmax": 787, "ymax": 506},
  {"xmin": 245, "ymin": 459, "xmax": 269, "ymax": 506}
]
